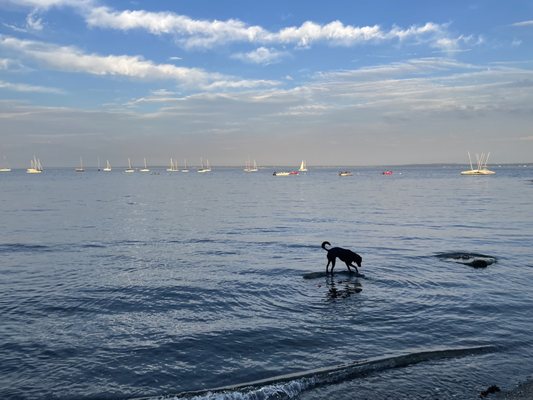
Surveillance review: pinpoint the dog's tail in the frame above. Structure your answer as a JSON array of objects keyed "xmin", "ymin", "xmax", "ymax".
[{"xmin": 321, "ymin": 241, "xmax": 331, "ymax": 250}]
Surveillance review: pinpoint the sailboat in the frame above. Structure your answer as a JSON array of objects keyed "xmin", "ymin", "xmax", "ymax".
[
  {"xmin": 461, "ymin": 152, "xmax": 495, "ymax": 175},
  {"xmin": 139, "ymin": 158, "xmax": 150, "ymax": 172},
  {"xmin": 167, "ymin": 158, "xmax": 179, "ymax": 172},
  {"xmin": 244, "ymin": 159, "xmax": 258, "ymax": 172},
  {"xmin": 198, "ymin": 158, "xmax": 211, "ymax": 173},
  {"xmin": 181, "ymin": 159, "xmax": 189, "ymax": 173},
  {"xmin": 75, "ymin": 157, "xmax": 85, "ymax": 172},
  {"xmin": 0, "ymin": 156, "xmax": 11, "ymax": 172},
  {"xmin": 125, "ymin": 158, "xmax": 135, "ymax": 173},
  {"xmin": 103, "ymin": 160, "xmax": 112, "ymax": 172},
  {"xmin": 26, "ymin": 156, "xmax": 43, "ymax": 174},
  {"xmin": 299, "ymin": 160, "xmax": 308, "ymax": 172}
]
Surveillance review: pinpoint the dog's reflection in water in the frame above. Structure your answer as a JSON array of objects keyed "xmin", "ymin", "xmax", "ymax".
[{"xmin": 325, "ymin": 276, "xmax": 362, "ymax": 300}]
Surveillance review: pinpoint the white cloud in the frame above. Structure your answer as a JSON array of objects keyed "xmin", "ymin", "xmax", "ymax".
[
  {"xmin": 0, "ymin": 58, "xmax": 11, "ymax": 69},
  {"xmin": 432, "ymin": 34, "xmax": 484, "ymax": 53},
  {"xmin": 85, "ymin": 6, "xmax": 267, "ymax": 49},
  {"xmin": 0, "ymin": 79, "xmax": 64, "ymax": 94},
  {"xmin": 232, "ymin": 47, "xmax": 287, "ymax": 65},
  {"xmin": 26, "ymin": 10, "xmax": 44, "ymax": 30},
  {"xmin": 3, "ymin": 2, "xmax": 477, "ymax": 53},
  {"xmin": 83, "ymin": 6, "xmax": 456, "ymax": 51},
  {"xmin": 0, "ymin": 35, "xmax": 280, "ymax": 90},
  {"xmin": 512, "ymin": 20, "xmax": 533, "ymax": 27}
]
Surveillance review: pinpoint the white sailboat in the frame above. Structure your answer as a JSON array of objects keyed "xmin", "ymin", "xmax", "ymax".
[
  {"xmin": 167, "ymin": 157, "xmax": 179, "ymax": 172},
  {"xmin": 125, "ymin": 158, "xmax": 135, "ymax": 173},
  {"xmin": 103, "ymin": 160, "xmax": 112, "ymax": 172},
  {"xmin": 75, "ymin": 157, "xmax": 85, "ymax": 172},
  {"xmin": 299, "ymin": 160, "xmax": 308, "ymax": 172},
  {"xmin": 198, "ymin": 158, "xmax": 211, "ymax": 173},
  {"xmin": 244, "ymin": 159, "xmax": 258, "ymax": 172},
  {"xmin": 461, "ymin": 152, "xmax": 495, "ymax": 175},
  {"xmin": 26, "ymin": 156, "xmax": 43, "ymax": 174},
  {"xmin": 181, "ymin": 159, "xmax": 189, "ymax": 172},
  {"xmin": 0, "ymin": 156, "xmax": 12, "ymax": 172},
  {"xmin": 139, "ymin": 158, "xmax": 150, "ymax": 172}
]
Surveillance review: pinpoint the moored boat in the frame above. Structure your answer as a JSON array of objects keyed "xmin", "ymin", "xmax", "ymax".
[
  {"xmin": 75, "ymin": 157, "xmax": 85, "ymax": 172},
  {"xmin": 125, "ymin": 158, "xmax": 135, "ymax": 173},
  {"xmin": 139, "ymin": 158, "xmax": 150, "ymax": 172},
  {"xmin": 26, "ymin": 156, "xmax": 43, "ymax": 174},
  {"xmin": 461, "ymin": 152, "xmax": 495, "ymax": 175}
]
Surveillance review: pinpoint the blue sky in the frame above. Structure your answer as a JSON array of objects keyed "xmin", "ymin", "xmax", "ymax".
[{"xmin": 1, "ymin": 0, "xmax": 532, "ymax": 167}]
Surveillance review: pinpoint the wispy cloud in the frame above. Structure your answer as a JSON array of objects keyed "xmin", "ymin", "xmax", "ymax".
[
  {"xmin": 0, "ymin": 79, "xmax": 64, "ymax": 94},
  {"xmin": 3, "ymin": 2, "xmax": 481, "ymax": 55},
  {"xmin": 232, "ymin": 47, "xmax": 287, "ymax": 65},
  {"xmin": 512, "ymin": 20, "xmax": 533, "ymax": 27},
  {"xmin": 0, "ymin": 35, "xmax": 280, "ymax": 90},
  {"xmin": 82, "ymin": 6, "xmax": 458, "ymax": 51},
  {"xmin": 26, "ymin": 10, "xmax": 44, "ymax": 30}
]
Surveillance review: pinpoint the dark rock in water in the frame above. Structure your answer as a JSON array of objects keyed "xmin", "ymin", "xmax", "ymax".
[
  {"xmin": 467, "ymin": 259, "xmax": 490, "ymax": 269},
  {"xmin": 479, "ymin": 384, "xmax": 500, "ymax": 397},
  {"xmin": 435, "ymin": 252, "xmax": 497, "ymax": 269}
]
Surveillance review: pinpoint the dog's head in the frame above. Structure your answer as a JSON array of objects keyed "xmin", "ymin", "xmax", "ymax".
[{"xmin": 354, "ymin": 253, "xmax": 362, "ymax": 268}]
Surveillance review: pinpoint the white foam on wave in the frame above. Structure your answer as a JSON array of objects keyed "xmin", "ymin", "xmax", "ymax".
[{"xmin": 135, "ymin": 346, "xmax": 494, "ymax": 400}]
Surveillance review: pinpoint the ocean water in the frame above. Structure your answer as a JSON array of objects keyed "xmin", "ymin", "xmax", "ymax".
[{"xmin": 1, "ymin": 165, "xmax": 532, "ymax": 400}]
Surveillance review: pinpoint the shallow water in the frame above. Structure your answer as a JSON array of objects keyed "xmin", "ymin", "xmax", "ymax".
[{"xmin": 1, "ymin": 165, "xmax": 532, "ymax": 399}]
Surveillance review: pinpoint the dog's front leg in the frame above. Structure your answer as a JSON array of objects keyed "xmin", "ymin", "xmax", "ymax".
[
  {"xmin": 350, "ymin": 263, "xmax": 364, "ymax": 277},
  {"xmin": 329, "ymin": 259, "xmax": 336, "ymax": 274}
]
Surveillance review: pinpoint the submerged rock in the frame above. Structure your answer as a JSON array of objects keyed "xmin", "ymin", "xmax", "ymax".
[
  {"xmin": 467, "ymin": 259, "xmax": 490, "ymax": 269},
  {"xmin": 480, "ymin": 384, "xmax": 501, "ymax": 397},
  {"xmin": 435, "ymin": 252, "xmax": 497, "ymax": 269}
]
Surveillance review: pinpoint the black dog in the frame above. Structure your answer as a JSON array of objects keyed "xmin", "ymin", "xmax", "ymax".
[{"xmin": 321, "ymin": 241, "xmax": 362, "ymax": 275}]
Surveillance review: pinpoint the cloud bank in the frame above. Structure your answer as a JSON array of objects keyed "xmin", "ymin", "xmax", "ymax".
[{"xmin": 0, "ymin": 35, "xmax": 279, "ymax": 90}]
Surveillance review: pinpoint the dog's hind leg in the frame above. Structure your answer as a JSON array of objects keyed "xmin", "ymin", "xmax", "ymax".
[{"xmin": 326, "ymin": 260, "xmax": 331, "ymax": 274}]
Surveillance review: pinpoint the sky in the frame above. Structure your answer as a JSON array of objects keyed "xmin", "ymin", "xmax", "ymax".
[{"xmin": 1, "ymin": 0, "xmax": 533, "ymax": 167}]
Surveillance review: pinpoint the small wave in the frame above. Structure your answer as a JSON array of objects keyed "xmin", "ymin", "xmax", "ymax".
[
  {"xmin": 133, "ymin": 345, "xmax": 494, "ymax": 400},
  {"xmin": 79, "ymin": 243, "xmax": 107, "ymax": 249},
  {"xmin": 285, "ymin": 243, "xmax": 318, "ymax": 250},
  {"xmin": 435, "ymin": 252, "xmax": 497, "ymax": 268},
  {"xmin": 0, "ymin": 243, "xmax": 52, "ymax": 253}
]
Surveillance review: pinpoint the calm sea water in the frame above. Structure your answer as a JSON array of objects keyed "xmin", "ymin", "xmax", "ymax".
[{"xmin": 1, "ymin": 165, "xmax": 532, "ymax": 400}]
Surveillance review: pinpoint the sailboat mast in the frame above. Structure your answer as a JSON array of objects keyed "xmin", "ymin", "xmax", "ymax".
[{"xmin": 484, "ymin": 152, "xmax": 490, "ymax": 168}]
